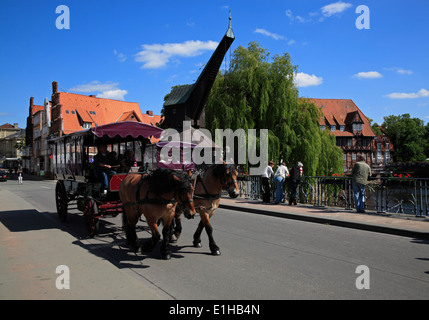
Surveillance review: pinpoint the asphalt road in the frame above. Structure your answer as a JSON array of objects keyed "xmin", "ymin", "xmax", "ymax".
[{"xmin": 1, "ymin": 178, "xmax": 429, "ymax": 300}]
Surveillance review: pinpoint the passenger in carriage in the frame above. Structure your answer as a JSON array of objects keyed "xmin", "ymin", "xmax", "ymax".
[
  {"xmin": 93, "ymin": 144, "xmax": 117, "ymax": 192},
  {"xmin": 108, "ymin": 151, "xmax": 121, "ymax": 171},
  {"xmin": 123, "ymin": 149, "xmax": 137, "ymax": 172}
]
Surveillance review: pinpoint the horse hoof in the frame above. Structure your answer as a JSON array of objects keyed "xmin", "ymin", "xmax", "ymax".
[
  {"xmin": 162, "ymin": 253, "xmax": 171, "ymax": 260},
  {"xmin": 210, "ymin": 244, "xmax": 221, "ymax": 256},
  {"xmin": 193, "ymin": 241, "xmax": 202, "ymax": 248}
]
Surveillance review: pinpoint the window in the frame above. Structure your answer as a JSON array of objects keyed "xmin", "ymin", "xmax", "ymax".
[
  {"xmin": 340, "ymin": 125, "xmax": 345, "ymax": 131},
  {"xmin": 352, "ymin": 123, "xmax": 362, "ymax": 132},
  {"xmin": 320, "ymin": 125, "xmax": 325, "ymax": 131},
  {"xmin": 385, "ymin": 151, "xmax": 390, "ymax": 163},
  {"xmin": 82, "ymin": 122, "xmax": 91, "ymax": 129},
  {"xmin": 347, "ymin": 138, "xmax": 352, "ymax": 147},
  {"xmin": 331, "ymin": 125, "xmax": 336, "ymax": 131},
  {"xmin": 336, "ymin": 139, "xmax": 342, "ymax": 147},
  {"xmin": 352, "ymin": 153, "xmax": 356, "ymax": 160}
]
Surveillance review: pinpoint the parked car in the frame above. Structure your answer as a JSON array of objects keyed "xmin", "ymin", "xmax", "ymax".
[{"xmin": 0, "ymin": 168, "xmax": 8, "ymax": 181}]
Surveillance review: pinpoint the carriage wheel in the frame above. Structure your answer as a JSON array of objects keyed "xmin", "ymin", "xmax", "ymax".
[
  {"xmin": 83, "ymin": 197, "xmax": 99, "ymax": 237},
  {"xmin": 55, "ymin": 181, "xmax": 68, "ymax": 222}
]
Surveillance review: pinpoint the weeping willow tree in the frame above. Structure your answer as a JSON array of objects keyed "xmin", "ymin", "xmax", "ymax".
[{"xmin": 205, "ymin": 41, "xmax": 343, "ymax": 176}]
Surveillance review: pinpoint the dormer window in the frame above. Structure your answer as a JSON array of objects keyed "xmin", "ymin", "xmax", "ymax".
[
  {"xmin": 82, "ymin": 122, "xmax": 91, "ymax": 129},
  {"xmin": 352, "ymin": 123, "xmax": 362, "ymax": 132},
  {"xmin": 331, "ymin": 125, "xmax": 336, "ymax": 131}
]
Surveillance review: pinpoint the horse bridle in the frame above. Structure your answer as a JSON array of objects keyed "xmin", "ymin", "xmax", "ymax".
[{"xmin": 193, "ymin": 167, "xmax": 237, "ymax": 200}]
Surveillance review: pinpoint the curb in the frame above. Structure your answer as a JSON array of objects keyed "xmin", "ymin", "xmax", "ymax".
[{"xmin": 219, "ymin": 203, "xmax": 429, "ymax": 240}]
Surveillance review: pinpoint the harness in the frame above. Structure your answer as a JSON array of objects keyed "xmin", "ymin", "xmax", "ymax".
[
  {"xmin": 193, "ymin": 170, "xmax": 238, "ymax": 200},
  {"xmin": 122, "ymin": 174, "xmax": 178, "ymax": 208},
  {"xmin": 193, "ymin": 174, "xmax": 221, "ymax": 200}
]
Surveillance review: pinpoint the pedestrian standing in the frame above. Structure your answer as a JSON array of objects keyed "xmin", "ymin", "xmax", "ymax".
[
  {"xmin": 352, "ymin": 155, "xmax": 372, "ymax": 213},
  {"xmin": 289, "ymin": 161, "xmax": 303, "ymax": 205},
  {"xmin": 274, "ymin": 162, "xmax": 289, "ymax": 204},
  {"xmin": 261, "ymin": 161, "xmax": 275, "ymax": 203}
]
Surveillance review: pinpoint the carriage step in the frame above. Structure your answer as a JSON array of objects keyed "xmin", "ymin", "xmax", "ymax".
[{"xmin": 97, "ymin": 202, "xmax": 123, "ymax": 215}]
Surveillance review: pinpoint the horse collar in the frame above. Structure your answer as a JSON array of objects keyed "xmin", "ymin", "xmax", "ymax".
[{"xmin": 194, "ymin": 174, "xmax": 221, "ymax": 200}]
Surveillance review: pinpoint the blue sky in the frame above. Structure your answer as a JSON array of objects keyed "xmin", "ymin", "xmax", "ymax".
[{"xmin": 1, "ymin": 0, "xmax": 428, "ymax": 129}]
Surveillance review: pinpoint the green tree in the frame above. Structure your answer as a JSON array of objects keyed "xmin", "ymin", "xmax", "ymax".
[
  {"xmin": 424, "ymin": 123, "xmax": 429, "ymax": 160},
  {"xmin": 205, "ymin": 42, "xmax": 343, "ymax": 175},
  {"xmin": 382, "ymin": 114, "xmax": 426, "ymax": 162}
]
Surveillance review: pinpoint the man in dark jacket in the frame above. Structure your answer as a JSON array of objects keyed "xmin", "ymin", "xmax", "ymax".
[
  {"xmin": 289, "ymin": 162, "xmax": 303, "ymax": 205},
  {"xmin": 93, "ymin": 145, "xmax": 116, "ymax": 192}
]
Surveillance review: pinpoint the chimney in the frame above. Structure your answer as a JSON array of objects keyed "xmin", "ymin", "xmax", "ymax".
[
  {"xmin": 146, "ymin": 110, "xmax": 153, "ymax": 116},
  {"xmin": 45, "ymin": 97, "xmax": 51, "ymax": 128},
  {"xmin": 13, "ymin": 123, "xmax": 18, "ymax": 128},
  {"xmin": 30, "ymin": 97, "xmax": 34, "ymax": 107},
  {"xmin": 52, "ymin": 81, "xmax": 58, "ymax": 94}
]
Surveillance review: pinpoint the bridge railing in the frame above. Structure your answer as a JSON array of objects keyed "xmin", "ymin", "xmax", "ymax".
[{"xmin": 232, "ymin": 175, "xmax": 429, "ymax": 217}]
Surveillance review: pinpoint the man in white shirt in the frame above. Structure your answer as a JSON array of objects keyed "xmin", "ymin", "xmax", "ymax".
[
  {"xmin": 261, "ymin": 161, "xmax": 275, "ymax": 202},
  {"xmin": 274, "ymin": 162, "xmax": 289, "ymax": 204}
]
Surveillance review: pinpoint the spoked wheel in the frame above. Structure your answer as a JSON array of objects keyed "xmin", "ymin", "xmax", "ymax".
[
  {"xmin": 83, "ymin": 197, "xmax": 99, "ymax": 237},
  {"xmin": 55, "ymin": 181, "xmax": 68, "ymax": 222}
]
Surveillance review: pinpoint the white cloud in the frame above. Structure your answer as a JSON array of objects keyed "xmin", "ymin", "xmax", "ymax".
[
  {"xmin": 396, "ymin": 68, "xmax": 413, "ymax": 75},
  {"xmin": 286, "ymin": 2, "xmax": 352, "ymax": 23},
  {"xmin": 97, "ymin": 89, "xmax": 128, "ymax": 100},
  {"xmin": 295, "ymin": 72, "xmax": 323, "ymax": 87},
  {"xmin": 321, "ymin": 1, "xmax": 353, "ymax": 17},
  {"xmin": 386, "ymin": 67, "xmax": 413, "ymax": 75},
  {"xmin": 385, "ymin": 88, "xmax": 429, "ymax": 99},
  {"xmin": 353, "ymin": 71, "xmax": 383, "ymax": 79},
  {"xmin": 285, "ymin": 9, "xmax": 311, "ymax": 23},
  {"xmin": 114, "ymin": 50, "xmax": 127, "ymax": 62},
  {"xmin": 70, "ymin": 81, "xmax": 119, "ymax": 93},
  {"xmin": 135, "ymin": 40, "xmax": 218, "ymax": 69},
  {"xmin": 254, "ymin": 28, "xmax": 285, "ymax": 40},
  {"xmin": 69, "ymin": 81, "xmax": 128, "ymax": 101}
]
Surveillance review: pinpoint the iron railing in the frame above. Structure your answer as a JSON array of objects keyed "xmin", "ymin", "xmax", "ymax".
[{"xmin": 234, "ymin": 175, "xmax": 429, "ymax": 217}]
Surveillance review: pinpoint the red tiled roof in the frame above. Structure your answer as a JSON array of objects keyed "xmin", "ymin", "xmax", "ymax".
[
  {"xmin": 307, "ymin": 98, "xmax": 375, "ymax": 137},
  {"xmin": 0, "ymin": 123, "xmax": 14, "ymax": 129},
  {"xmin": 33, "ymin": 105, "xmax": 44, "ymax": 114},
  {"xmin": 58, "ymin": 92, "xmax": 162, "ymax": 135}
]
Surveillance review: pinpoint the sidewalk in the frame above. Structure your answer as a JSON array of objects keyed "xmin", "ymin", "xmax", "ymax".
[
  {"xmin": 0, "ymin": 188, "xmax": 169, "ymax": 299},
  {"xmin": 219, "ymin": 198, "xmax": 429, "ymax": 240}
]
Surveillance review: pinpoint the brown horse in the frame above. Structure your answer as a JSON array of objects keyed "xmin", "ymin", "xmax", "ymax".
[
  {"xmin": 119, "ymin": 168, "xmax": 196, "ymax": 260},
  {"xmin": 172, "ymin": 164, "xmax": 239, "ymax": 255}
]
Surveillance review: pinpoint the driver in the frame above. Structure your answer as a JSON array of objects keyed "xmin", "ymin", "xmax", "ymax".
[{"xmin": 93, "ymin": 144, "xmax": 117, "ymax": 193}]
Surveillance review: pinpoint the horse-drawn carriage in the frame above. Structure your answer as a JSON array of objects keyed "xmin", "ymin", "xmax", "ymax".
[
  {"xmin": 50, "ymin": 121, "xmax": 163, "ymax": 236},
  {"xmin": 50, "ymin": 121, "xmax": 239, "ymax": 259}
]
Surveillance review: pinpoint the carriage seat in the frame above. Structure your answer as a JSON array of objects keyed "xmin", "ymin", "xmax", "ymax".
[{"xmin": 109, "ymin": 174, "xmax": 128, "ymax": 192}]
